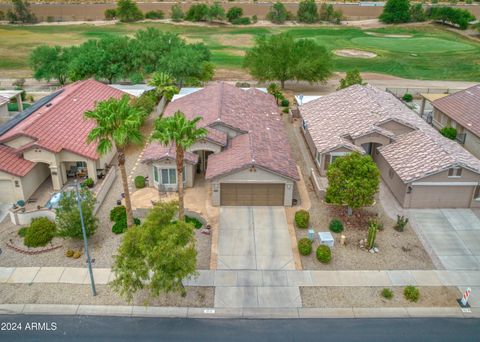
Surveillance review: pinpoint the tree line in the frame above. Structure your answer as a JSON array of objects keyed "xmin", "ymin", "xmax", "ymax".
[{"xmin": 30, "ymin": 28, "xmax": 214, "ymax": 85}]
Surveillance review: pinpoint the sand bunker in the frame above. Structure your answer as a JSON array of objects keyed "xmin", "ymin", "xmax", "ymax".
[
  {"xmin": 334, "ymin": 49, "xmax": 377, "ymax": 58},
  {"xmin": 365, "ymin": 32, "xmax": 413, "ymax": 38}
]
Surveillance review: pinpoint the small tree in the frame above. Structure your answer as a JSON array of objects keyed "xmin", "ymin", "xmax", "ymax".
[
  {"xmin": 56, "ymin": 190, "xmax": 98, "ymax": 239},
  {"xmin": 208, "ymin": 2, "xmax": 225, "ymax": 21},
  {"xmin": 267, "ymin": 2, "xmax": 288, "ymax": 24},
  {"xmin": 185, "ymin": 3, "xmax": 209, "ymax": 21},
  {"xmin": 297, "ymin": 0, "xmax": 318, "ymax": 23},
  {"xmin": 409, "ymin": 3, "xmax": 426, "ymax": 22},
  {"xmin": 104, "ymin": 8, "xmax": 117, "ymax": 20},
  {"xmin": 325, "ymin": 152, "xmax": 380, "ymax": 216},
  {"xmin": 30, "ymin": 45, "xmax": 71, "ymax": 85},
  {"xmin": 379, "ymin": 0, "xmax": 411, "ymax": 24},
  {"xmin": 116, "ymin": 0, "xmax": 144, "ymax": 23},
  {"xmin": 148, "ymin": 71, "xmax": 179, "ymax": 101},
  {"xmin": 171, "ymin": 3, "xmax": 184, "ymax": 22},
  {"xmin": 226, "ymin": 7, "xmax": 243, "ymax": 22},
  {"xmin": 7, "ymin": 0, "xmax": 37, "ymax": 23},
  {"xmin": 338, "ymin": 69, "xmax": 363, "ymax": 90},
  {"xmin": 110, "ymin": 201, "xmax": 197, "ymax": 301}
]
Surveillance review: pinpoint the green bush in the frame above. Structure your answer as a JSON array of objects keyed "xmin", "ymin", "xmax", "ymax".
[
  {"xmin": 298, "ymin": 237, "xmax": 313, "ymax": 256},
  {"xmin": 185, "ymin": 3, "xmax": 209, "ymax": 21},
  {"xmin": 65, "ymin": 249, "xmax": 74, "ymax": 257},
  {"xmin": 134, "ymin": 175, "xmax": 146, "ymax": 189},
  {"xmin": 267, "ymin": 1, "xmax": 288, "ymax": 24},
  {"xmin": 282, "ymin": 107, "xmax": 289, "ymax": 114},
  {"xmin": 7, "ymin": 102, "xmax": 31, "ymax": 112},
  {"xmin": 112, "ymin": 217, "xmax": 127, "ymax": 234},
  {"xmin": 171, "ymin": 4, "xmax": 184, "ymax": 21},
  {"xmin": 18, "ymin": 227, "xmax": 28, "ymax": 237},
  {"xmin": 295, "ymin": 210, "xmax": 310, "ymax": 229},
  {"xmin": 132, "ymin": 92, "xmax": 157, "ymax": 115},
  {"xmin": 83, "ymin": 178, "xmax": 94, "ymax": 188},
  {"xmin": 185, "ymin": 215, "xmax": 203, "ymax": 229},
  {"xmin": 104, "ymin": 8, "xmax": 117, "ymax": 20},
  {"xmin": 145, "ymin": 10, "xmax": 164, "ymax": 20},
  {"xmin": 116, "ymin": 0, "xmax": 144, "ymax": 22},
  {"xmin": 297, "ymin": 0, "xmax": 319, "ymax": 23},
  {"xmin": 381, "ymin": 288, "xmax": 394, "ymax": 299},
  {"xmin": 316, "ymin": 245, "xmax": 332, "ymax": 263},
  {"xmin": 402, "ymin": 93, "xmax": 413, "ymax": 102},
  {"xmin": 226, "ymin": 6, "xmax": 243, "ymax": 22},
  {"xmin": 24, "ymin": 217, "xmax": 56, "ymax": 247},
  {"xmin": 281, "ymin": 98, "xmax": 290, "ymax": 107},
  {"xmin": 329, "ymin": 218, "xmax": 344, "ymax": 233},
  {"xmin": 404, "ymin": 285, "xmax": 420, "ymax": 302},
  {"xmin": 440, "ymin": 126, "xmax": 457, "ymax": 140},
  {"xmin": 231, "ymin": 17, "xmax": 251, "ymax": 25},
  {"xmin": 394, "ymin": 215, "xmax": 409, "ymax": 232},
  {"xmin": 110, "ymin": 205, "xmax": 127, "ymax": 222}
]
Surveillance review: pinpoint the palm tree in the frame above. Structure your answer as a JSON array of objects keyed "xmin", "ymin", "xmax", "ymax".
[
  {"xmin": 151, "ymin": 111, "xmax": 207, "ymax": 220},
  {"xmin": 148, "ymin": 71, "xmax": 179, "ymax": 101},
  {"xmin": 85, "ymin": 95, "xmax": 145, "ymax": 227}
]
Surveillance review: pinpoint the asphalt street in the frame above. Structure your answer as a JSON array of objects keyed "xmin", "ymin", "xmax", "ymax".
[{"xmin": 0, "ymin": 315, "xmax": 479, "ymax": 341}]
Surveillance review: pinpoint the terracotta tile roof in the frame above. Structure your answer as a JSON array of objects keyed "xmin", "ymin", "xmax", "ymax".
[
  {"xmin": 141, "ymin": 141, "xmax": 198, "ymax": 165},
  {"xmin": 0, "ymin": 95, "xmax": 8, "ymax": 107},
  {"xmin": 0, "ymin": 79, "xmax": 128, "ymax": 160},
  {"xmin": 0, "ymin": 145, "xmax": 35, "ymax": 177},
  {"xmin": 154, "ymin": 83, "xmax": 298, "ymax": 181},
  {"xmin": 301, "ymin": 84, "xmax": 480, "ymax": 183},
  {"xmin": 432, "ymin": 84, "xmax": 480, "ymax": 137}
]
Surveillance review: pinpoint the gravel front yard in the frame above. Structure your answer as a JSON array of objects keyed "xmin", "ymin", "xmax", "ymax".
[
  {"xmin": 283, "ymin": 115, "xmax": 434, "ymax": 271},
  {"xmin": 301, "ymin": 286, "xmax": 460, "ymax": 308},
  {"xmin": 0, "ymin": 284, "xmax": 214, "ymax": 307}
]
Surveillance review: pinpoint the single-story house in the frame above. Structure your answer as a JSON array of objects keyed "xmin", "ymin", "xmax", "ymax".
[
  {"xmin": 142, "ymin": 82, "xmax": 299, "ymax": 206},
  {"xmin": 300, "ymin": 84, "xmax": 480, "ymax": 209},
  {"xmin": 427, "ymin": 85, "xmax": 480, "ymax": 159},
  {"xmin": 0, "ymin": 79, "xmax": 129, "ymax": 204}
]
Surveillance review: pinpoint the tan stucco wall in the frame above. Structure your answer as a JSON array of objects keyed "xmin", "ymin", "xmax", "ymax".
[
  {"xmin": 147, "ymin": 159, "xmax": 195, "ymax": 191},
  {"xmin": 377, "ymin": 120, "xmax": 415, "ymax": 136},
  {"xmin": 20, "ymin": 163, "xmax": 50, "ymax": 200},
  {"xmin": 188, "ymin": 139, "xmax": 222, "ymax": 154},
  {"xmin": 354, "ymin": 133, "xmax": 390, "ymax": 147},
  {"xmin": 463, "ymin": 131, "xmax": 480, "ymax": 161},
  {"xmin": 376, "ymin": 152, "xmax": 408, "ymax": 206},
  {"xmin": 0, "ymin": 171, "xmax": 23, "ymax": 203},
  {"xmin": 211, "ymin": 166, "xmax": 294, "ymax": 206}
]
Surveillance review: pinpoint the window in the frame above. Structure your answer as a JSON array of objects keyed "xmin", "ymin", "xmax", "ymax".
[
  {"xmin": 448, "ymin": 167, "xmax": 462, "ymax": 178},
  {"xmin": 14, "ymin": 180, "xmax": 20, "ymax": 188},
  {"xmin": 76, "ymin": 161, "xmax": 86, "ymax": 168},
  {"xmin": 475, "ymin": 186, "xmax": 480, "ymax": 200},
  {"xmin": 159, "ymin": 167, "xmax": 186, "ymax": 185},
  {"xmin": 153, "ymin": 166, "xmax": 158, "ymax": 182}
]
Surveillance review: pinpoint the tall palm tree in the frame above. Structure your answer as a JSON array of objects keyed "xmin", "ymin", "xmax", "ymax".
[
  {"xmin": 85, "ymin": 95, "xmax": 145, "ymax": 227},
  {"xmin": 151, "ymin": 111, "xmax": 207, "ymax": 220}
]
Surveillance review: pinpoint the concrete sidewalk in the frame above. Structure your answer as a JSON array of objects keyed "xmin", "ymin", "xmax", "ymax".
[{"xmin": 0, "ymin": 303, "xmax": 478, "ymax": 319}]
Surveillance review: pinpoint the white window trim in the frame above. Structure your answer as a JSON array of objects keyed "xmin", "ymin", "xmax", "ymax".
[
  {"xmin": 153, "ymin": 166, "xmax": 186, "ymax": 186},
  {"xmin": 448, "ymin": 167, "xmax": 462, "ymax": 178}
]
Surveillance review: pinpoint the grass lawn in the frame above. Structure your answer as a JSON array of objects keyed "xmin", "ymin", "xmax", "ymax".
[{"xmin": 0, "ymin": 22, "xmax": 479, "ymax": 81}]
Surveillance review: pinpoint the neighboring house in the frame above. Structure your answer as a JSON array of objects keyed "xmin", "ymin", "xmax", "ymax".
[
  {"xmin": 0, "ymin": 95, "xmax": 8, "ymax": 119},
  {"xmin": 429, "ymin": 85, "xmax": 480, "ymax": 159},
  {"xmin": 300, "ymin": 84, "xmax": 480, "ymax": 209},
  {"xmin": 142, "ymin": 82, "xmax": 299, "ymax": 206},
  {"xmin": 0, "ymin": 79, "xmax": 129, "ymax": 204}
]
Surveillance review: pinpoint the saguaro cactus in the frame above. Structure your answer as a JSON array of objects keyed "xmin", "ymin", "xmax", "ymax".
[{"xmin": 367, "ymin": 221, "xmax": 378, "ymax": 250}]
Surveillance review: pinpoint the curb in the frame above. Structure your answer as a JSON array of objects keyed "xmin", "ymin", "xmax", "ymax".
[{"xmin": 0, "ymin": 304, "xmax": 478, "ymax": 319}]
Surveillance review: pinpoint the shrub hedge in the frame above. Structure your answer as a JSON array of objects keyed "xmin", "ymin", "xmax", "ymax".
[
  {"xmin": 316, "ymin": 245, "xmax": 332, "ymax": 263},
  {"xmin": 298, "ymin": 237, "xmax": 313, "ymax": 256},
  {"xmin": 329, "ymin": 218, "xmax": 344, "ymax": 233},
  {"xmin": 404, "ymin": 285, "xmax": 420, "ymax": 302},
  {"xmin": 24, "ymin": 217, "xmax": 56, "ymax": 247},
  {"xmin": 295, "ymin": 210, "xmax": 310, "ymax": 229},
  {"xmin": 134, "ymin": 175, "xmax": 146, "ymax": 189}
]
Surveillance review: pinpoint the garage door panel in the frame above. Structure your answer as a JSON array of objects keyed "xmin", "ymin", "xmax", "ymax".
[
  {"xmin": 410, "ymin": 186, "xmax": 473, "ymax": 208},
  {"xmin": 220, "ymin": 183, "xmax": 284, "ymax": 206}
]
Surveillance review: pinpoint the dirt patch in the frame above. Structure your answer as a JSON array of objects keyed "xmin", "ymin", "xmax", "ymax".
[
  {"xmin": 214, "ymin": 68, "xmax": 251, "ymax": 81},
  {"xmin": 180, "ymin": 35, "xmax": 204, "ymax": 44},
  {"xmin": 214, "ymin": 34, "xmax": 254, "ymax": 48},
  {"xmin": 365, "ymin": 32, "xmax": 413, "ymax": 38},
  {"xmin": 301, "ymin": 286, "xmax": 460, "ymax": 308},
  {"xmin": 221, "ymin": 48, "xmax": 246, "ymax": 57},
  {"xmin": 334, "ymin": 49, "xmax": 377, "ymax": 58},
  {"xmin": 0, "ymin": 283, "xmax": 214, "ymax": 307}
]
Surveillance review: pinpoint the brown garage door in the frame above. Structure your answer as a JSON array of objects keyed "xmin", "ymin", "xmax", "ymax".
[
  {"xmin": 409, "ymin": 186, "xmax": 473, "ymax": 208},
  {"xmin": 220, "ymin": 183, "xmax": 285, "ymax": 206}
]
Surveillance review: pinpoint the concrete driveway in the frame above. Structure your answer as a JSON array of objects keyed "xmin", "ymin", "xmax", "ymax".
[
  {"xmin": 410, "ymin": 209, "xmax": 480, "ymax": 270},
  {"xmin": 217, "ymin": 207, "xmax": 295, "ymax": 270}
]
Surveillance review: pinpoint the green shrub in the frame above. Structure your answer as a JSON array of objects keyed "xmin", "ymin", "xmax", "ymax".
[
  {"xmin": 298, "ymin": 237, "xmax": 313, "ymax": 255},
  {"xmin": 440, "ymin": 126, "xmax": 457, "ymax": 140},
  {"xmin": 316, "ymin": 245, "xmax": 332, "ymax": 263},
  {"xmin": 185, "ymin": 3, "xmax": 209, "ymax": 21},
  {"xmin": 282, "ymin": 107, "xmax": 289, "ymax": 114},
  {"xmin": 185, "ymin": 215, "xmax": 203, "ymax": 229},
  {"xmin": 171, "ymin": 4, "xmax": 184, "ymax": 21},
  {"xmin": 329, "ymin": 218, "xmax": 344, "ymax": 233},
  {"xmin": 297, "ymin": 0, "xmax": 319, "ymax": 23},
  {"xmin": 145, "ymin": 10, "xmax": 164, "ymax": 20},
  {"xmin": 83, "ymin": 178, "xmax": 94, "ymax": 188},
  {"xmin": 402, "ymin": 93, "xmax": 413, "ymax": 102},
  {"xmin": 394, "ymin": 215, "xmax": 409, "ymax": 232},
  {"xmin": 112, "ymin": 217, "xmax": 127, "ymax": 234},
  {"xmin": 116, "ymin": 0, "xmax": 144, "ymax": 22},
  {"xmin": 132, "ymin": 92, "xmax": 157, "ymax": 115},
  {"xmin": 134, "ymin": 175, "xmax": 146, "ymax": 189},
  {"xmin": 267, "ymin": 1, "xmax": 288, "ymax": 24},
  {"xmin": 18, "ymin": 227, "xmax": 28, "ymax": 237},
  {"xmin": 226, "ymin": 6, "xmax": 243, "ymax": 22},
  {"xmin": 65, "ymin": 249, "xmax": 74, "ymax": 257},
  {"xmin": 295, "ymin": 210, "xmax": 310, "ymax": 229},
  {"xmin": 104, "ymin": 8, "xmax": 117, "ymax": 20},
  {"xmin": 281, "ymin": 98, "xmax": 290, "ymax": 107},
  {"xmin": 24, "ymin": 217, "xmax": 56, "ymax": 247},
  {"xmin": 72, "ymin": 251, "xmax": 82, "ymax": 259},
  {"xmin": 404, "ymin": 285, "xmax": 420, "ymax": 302},
  {"xmin": 110, "ymin": 205, "xmax": 127, "ymax": 222},
  {"xmin": 231, "ymin": 16, "xmax": 251, "ymax": 25},
  {"xmin": 381, "ymin": 288, "xmax": 394, "ymax": 299}
]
